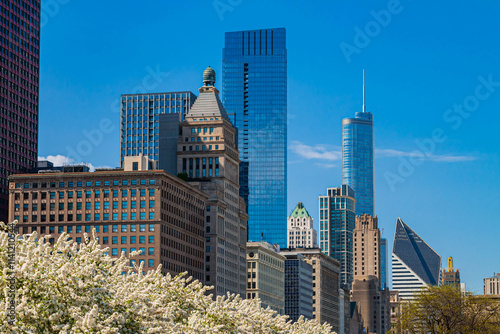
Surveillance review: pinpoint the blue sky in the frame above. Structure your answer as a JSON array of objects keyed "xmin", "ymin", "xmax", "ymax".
[{"xmin": 39, "ymin": 0, "xmax": 500, "ymax": 292}]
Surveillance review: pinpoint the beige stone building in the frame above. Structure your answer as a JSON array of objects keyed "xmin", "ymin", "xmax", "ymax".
[
  {"xmin": 484, "ymin": 273, "xmax": 500, "ymax": 295},
  {"xmin": 8, "ymin": 162, "xmax": 208, "ymax": 281},
  {"xmin": 246, "ymin": 241, "xmax": 285, "ymax": 315},
  {"xmin": 294, "ymin": 248, "xmax": 342, "ymax": 333},
  {"xmin": 353, "ymin": 214, "xmax": 380, "ymax": 279},
  {"xmin": 351, "ymin": 214, "xmax": 390, "ymax": 334},
  {"xmin": 177, "ymin": 66, "xmax": 248, "ymax": 297}
]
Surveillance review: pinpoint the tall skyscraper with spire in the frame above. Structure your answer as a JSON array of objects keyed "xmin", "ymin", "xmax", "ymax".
[
  {"xmin": 0, "ymin": 0, "xmax": 40, "ymax": 222},
  {"xmin": 222, "ymin": 28, "xmax": 287, "ymax": 247},
  {"xmin": 177, "ymin": 67, "xmax": 248, "ymax": 297},
  {"xmin": 342, "ymin": 70, "xmax": 374, "ymax": 216}
]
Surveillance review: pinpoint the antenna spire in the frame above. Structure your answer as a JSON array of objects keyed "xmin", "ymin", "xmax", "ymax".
[{"xmin": 362, "ymin": 69, "xmax": 366, "ymax": 113}]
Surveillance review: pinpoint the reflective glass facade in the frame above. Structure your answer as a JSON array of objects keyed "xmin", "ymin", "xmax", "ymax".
[
  {"xmin": 380, "ymin": 237, "xmax": 388, "ymax": 290},
  {"xmin": 223, "ymin": 28, "xmax": 287, "ymax": 247},
  {"xmin": 342, "ymin": 112, "xmax": 374, "ymax": 216},
  {"xmin": 120, "ymin": 92, "xmax": 196, "ymax": 166},
  {"xmin": 319, "ymin": 185, "xmax": 356, "ymax": 287},
  {"xmin": 0, "ymin": 0, "xmax": 40, "ymax": 222}
]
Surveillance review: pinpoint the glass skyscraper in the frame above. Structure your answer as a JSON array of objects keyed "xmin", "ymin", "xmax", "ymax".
[
  {"xmin": 0, "ymin": 0, "xmax": 40, "ymax": 221},
  {"xmin": 223, "ymin": 28, "xmax": 287, "ymax": 247},
  {"xmin": 342, "ymin": 110, "xmax": 374, "ymax": 216},
  {"xmin": 319, "ymin": 185, "xmax": 356, "ymax": 287},
  {"xmin": 380, "ymin": 237, "xmax": 388, "ymax": 290},
  {"xmin": 392, "ymin": 217, "xmax": 441, "ymax": 300},
  {"xmin": 120, "ymin": 92, "xmax": 196, "ymax": 167}
]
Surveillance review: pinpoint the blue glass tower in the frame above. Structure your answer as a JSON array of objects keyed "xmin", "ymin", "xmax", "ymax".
[
  {"xmin": 223, "ymin": 28, "xmax": 287, "ymax": 247},
  {"xmin": 342, "ymin": 72, "xmax": 374, "ymax": 216},
  {"xmin": 380, "ymin": 238, "xmax": 388, "ymax": 290}
]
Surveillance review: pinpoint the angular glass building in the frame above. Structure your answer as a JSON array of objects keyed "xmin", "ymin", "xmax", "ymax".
[
  {"xmin": 319, "ymin": 185, "xmax": 356, "ymax": 287},
  {"xmin": 0, "ymin": 0, "xmax": 40, "ymax": 221},
  {"xmin": 120, "ymin": 92, "xmax": 197, "ymax": 167},
  {"xmin": 342, "ymin": 110, "xmax": 374, "ymax": 216},
  {"xmin": 392, "ymin": 218, "xmax": 441, "ymax": 300},
  {"xmin": 223, "ymin": 28, "xmax": 287, "ymax": 247}
]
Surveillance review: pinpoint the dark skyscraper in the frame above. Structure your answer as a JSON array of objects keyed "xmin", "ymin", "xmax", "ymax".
[
  {"xmin": 342, "ymin": 71, "xmax": 374, "ymax": 216},
  {"xmin": 0, "ymin": 0, "xmax": 41, "ymax": 221},
  {"xmin": 223, "ymin": 28, "xmax": 287, "ymax": 247}
]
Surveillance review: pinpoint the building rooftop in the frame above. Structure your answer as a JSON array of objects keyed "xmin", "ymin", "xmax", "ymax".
[{"xmin": 289, "ymin": 202, "xmax": 311, "ymax": 219}]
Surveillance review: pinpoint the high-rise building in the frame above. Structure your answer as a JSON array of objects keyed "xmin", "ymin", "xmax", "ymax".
[
  {"xmin": 441, "ymin": 256, "xmax": 460, "ymax": 287},
  {"xmin": 8, "ymin": 157, "xmax": 208, "ymax": 281},
  {"xmin": 352, "ymin": 214, "xmax": 390, "ymax": 334},
  {"xmin": 120, "ymin": 91, "xmax": 197, "ymax": 167},
  {"xmin": 392, "ymin": 217, "xmax": 441, "ymax": 300},
  {"xmin": 287, "ymin": 202, "xmax": 317, "ymax": 249},
  {"xmin": 281, "ymin": 251, "xmax": 314, "ymax": 322},
  {"xmin": 293, "ymin": 248, "xmax": 342, "ymax": 332},
  {"xmin": 246, "ymin": 241, "xmax": 285, "ymax": 314},
  {"xmin": 353, "ymin": 214, "xmax": 380, "ymax": 280},
  {"xmin": 177, "ymin": 67, "xmax": 248, "ymax": 297},
  {"xmin": 380, "ymin": 238, "xmax": 388, "ymax": 290},
  {"xmin": 223, "ymin": 28, "xmax": 287, "ymax": 247},
  {"xmin": 484, "ymin": 273, "xmax": 500, "ymax": 295},
  {"xmin": 0, "ymin": 0, "xmax": 41, "ymax": 222},
  {"xmin": 342, "ymin": 71, "xmax": 374, "ymax": 216},
  {"xmin": 319, "ymin": 185, "xmax": 356, "ymax": 287}
]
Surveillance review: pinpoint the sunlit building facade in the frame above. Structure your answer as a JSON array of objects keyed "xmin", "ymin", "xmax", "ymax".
[
  {"xmin": 342, "ymin": 111, "xmax": 374, "ymax": 216},
  {"xmin": 223, "ymin": 28, "xmax": 287, "ymax": 247},
  {"xmin": 319, "ymin": 185, "xmax": 356, "ymax": 287}
]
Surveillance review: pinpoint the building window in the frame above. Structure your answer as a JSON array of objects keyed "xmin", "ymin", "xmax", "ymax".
[
  {"xmin": 148, "ymin": 236, "xmax": 154, "ymax": 243},
  {"xmin": 139, "ymin": 224, "xmax": 146, "ymax": 232},
  {"xmin": 112, "ymin": 237, "xmax": 118, "ymax": 244},
  {"xmin": 139, "ymin": 236, "xmax": 145, "ymax": 244},
  {"xmin": 121, "ymin": 236, "xmax": 127, "ymax": 244}
]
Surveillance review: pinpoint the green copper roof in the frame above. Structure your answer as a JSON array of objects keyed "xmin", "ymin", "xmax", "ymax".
[{"xmin": 289, "ymin": 202, "xmax": 311, "ymax": 219}]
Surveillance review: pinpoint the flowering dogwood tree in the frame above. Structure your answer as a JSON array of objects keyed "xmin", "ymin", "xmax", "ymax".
[{"xmin": 0, "ymin": 223, "xmax": 335, "ymax": 333}]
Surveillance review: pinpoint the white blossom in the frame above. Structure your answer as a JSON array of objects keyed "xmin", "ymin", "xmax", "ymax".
[{"xmin": 0, "ymin": 222, "xmax": 335, "ymax": 333}]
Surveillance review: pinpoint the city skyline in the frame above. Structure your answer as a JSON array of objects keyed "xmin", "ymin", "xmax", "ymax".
[{"xmin": 37, "ymin": 1, "xmax": 499, "ymax": 292}]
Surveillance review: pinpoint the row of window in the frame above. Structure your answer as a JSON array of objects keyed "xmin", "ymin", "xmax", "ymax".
[
  {"xmin": 21, "ymin": 223, "xmax": 155, "ymax": 234},
  {"xmin": 15, "ymin": 179, "xmax": 156, "ymax": 189},
  {"xmin": 16, "ymin": 200, "xmax": 155, "ymax": 211},
  {"xmin": 15, "ymin": 188, "xmax": 155, "ymax": 200},
  {"xmin": 14, "ymin": 211, "xmax": 156, "ymax": 223}
]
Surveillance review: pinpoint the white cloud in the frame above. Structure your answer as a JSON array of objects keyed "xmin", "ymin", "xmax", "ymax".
[
  {"xmin": 375, "ymin": 149, "xmax": 477, "ymax": 162},
  {"xmin": 38, "ymin": 155, "xmax": 113, "ymax": 172},
  {"xmin": 315, "ymin": 163, "xmax": 337, "ymax": 169},
  {"xmin": 289, "ymin": 141, "xmax": 341, "ymax": 161}
]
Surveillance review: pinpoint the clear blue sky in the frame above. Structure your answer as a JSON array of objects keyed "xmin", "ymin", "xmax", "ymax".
[{"xmin": 39, "ymin": 0, "xmax": 500, "ymax": 292}]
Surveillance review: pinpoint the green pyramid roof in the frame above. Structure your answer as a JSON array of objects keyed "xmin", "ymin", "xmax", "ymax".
[{"xmin": 289, "ymin": 202, "xmax": 311, "ymax": 219}]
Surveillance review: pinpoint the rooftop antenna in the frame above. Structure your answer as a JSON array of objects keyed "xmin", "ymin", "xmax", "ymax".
[{"xmin": 362, "ymin": 69, "xmax": 366, "ymax": 113}]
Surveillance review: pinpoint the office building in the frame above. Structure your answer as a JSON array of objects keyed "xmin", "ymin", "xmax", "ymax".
[
  {"xmin": 0, "ymin": 0, "xmax": 41, "ymax": 222},
  {"xmin": 353, "ymin": 214, "xmax": 380, "ymax": 280},
  {"xmin": 281, "ymin": 250, "xmax": 314, "ymax": 322},
  {"xmin": 484, "ymin": 273, "xmax": 500, "ymax": 295},
  {"xmin": 8, "ymin": 157, "xmax": 208, "ymax": 281},
  {"xmin": 246, "ymin": 241, "xmax": 285, "ymax": 314},
  {"xmin": 292, "ymin": 248, "xmax": 342, "ymax": 332},
  {"xmin": 441, "ymin": 256, "xmax": 460, "ymax": 287},
  {"xmin": 342, "ymin": 71, "xmax": 374, "ymax": 216},
  {"xmin": 319, "ymin": 185, "xmax": 356, "ymax": 287},
  {"xmin": 389, "ymin": 290, "xmax": 401, "ymax": 333},
  {"xmin": 350, "ymin": 302, "xmax": 365, "ymax": 334},
  {"xmin": 223, "ymin": 28, "xmax": 287, "ymax": 247},
  {"xmin": 392, "ymin": 217, "xmax": 441, "ymax": 300},
  {"xmin": 120, "ymin": 91, "xmax": 197, "ymax": 167},
  {"xmin": 287, "ymin": 202, "xmax": 317, "ymax": 248},
  {"xmin": 177, "ymin": 67, "xmax": 248, "ymax": 297},
  {"xmin": 380, "ymin": 238, "xmax": 388, "ymax": 290}
]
